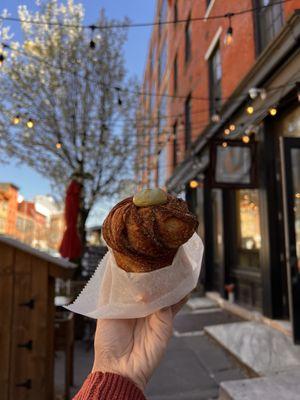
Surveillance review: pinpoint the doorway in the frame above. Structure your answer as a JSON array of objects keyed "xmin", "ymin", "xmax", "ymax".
[{"xmin": 280, "ymin": 137, "xmax": 300, "ymax": 343}]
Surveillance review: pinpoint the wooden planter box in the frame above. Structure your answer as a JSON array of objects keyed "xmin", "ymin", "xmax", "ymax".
[{"xmin": 0, "ymin": 235, "xmax": 77, "ymax": 400}]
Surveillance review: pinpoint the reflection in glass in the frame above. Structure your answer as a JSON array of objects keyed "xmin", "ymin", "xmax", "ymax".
[
  {"xmin": 237, "ymin": 189, "xmax": 261, "ymax": 268},
  {"xmin": 291, "ymin": 149, "xmax": 300, "ymax": 272}
]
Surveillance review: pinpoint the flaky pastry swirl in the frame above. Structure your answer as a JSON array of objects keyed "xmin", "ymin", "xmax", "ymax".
[{"xmin": 102, "ymin": 194, "xmax": 198, "ymax": 272}]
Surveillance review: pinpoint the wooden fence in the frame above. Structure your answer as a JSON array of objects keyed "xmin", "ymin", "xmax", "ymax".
[{"xmin": 0, "ymin": 235, "xmax": 77, "ymax": 400}]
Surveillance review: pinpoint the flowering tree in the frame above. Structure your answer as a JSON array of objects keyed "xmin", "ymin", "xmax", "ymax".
[{"xmin": 0, "ymin": 0, "xmax": 138, "ymax": 251}]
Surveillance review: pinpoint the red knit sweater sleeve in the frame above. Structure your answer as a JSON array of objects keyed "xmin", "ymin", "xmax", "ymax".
[{"xmin": 72, "ymin": 372, "xmax": 147, "ymax": 400}]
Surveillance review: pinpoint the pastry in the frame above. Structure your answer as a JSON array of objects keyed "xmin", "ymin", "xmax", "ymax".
[{"xmin": 102, "ymin": 188, "xmax": 198, "ymax": 272}]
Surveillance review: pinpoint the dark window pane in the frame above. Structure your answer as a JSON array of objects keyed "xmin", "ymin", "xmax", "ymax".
[
  {"xmin": 185, "ymin": 18, "xmax": 191, "ymax": 63},
  {"xmin": 257, "ymin": 0, "xmax": 283, "ymax": 51},
  {"xmin": 159, "ymin": 39, "xmax": 167, "ymax": 85},
  {"xmin": 185, "ymin": 95, "xmax": 191, "ymax": 150},
  {"xmin": 173, "ymin": 122, "xmax": 177, "ymax": 168},
  {"xmin": 173, "ymin": 54, "xmax": 177, "ymax": 94},
  {"xmin": 209, "ymin": 45, "xmax": 222, "ymax": 116}
]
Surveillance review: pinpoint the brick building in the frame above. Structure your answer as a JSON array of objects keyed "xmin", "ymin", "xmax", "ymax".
[
  {"xmin": 137, "ymin": 0, "xmax": 300, "ymax": 342},
  {"xmin": 0, "ymin": 183, "xmax": 65, "ymax": 252},
  {"xmin": 0, "ymin": 183, "xmax": 19, "ymax": 235}
]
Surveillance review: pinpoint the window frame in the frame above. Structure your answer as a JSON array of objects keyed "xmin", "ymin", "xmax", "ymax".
[
  {"xmin": 173, "ymin": 53, "xmax": 178, "ymax": 94},
  {"xmin": 173, "ymin": 121, "xmax": 178, "ymax": 168},
  {"xmin": 184, "ymin": 94, "xmax": 192, "ymax": 151},
  {"xmin": 185, "ymin": 16, "xmax": 192, "ymax": 64},
  {"xmin": 253, "ymin": 0, "xmax": 284, "ymax": 55},
  {"xmin": 208, "ymin": 43, "xmax": 222, "ymax": 116}
]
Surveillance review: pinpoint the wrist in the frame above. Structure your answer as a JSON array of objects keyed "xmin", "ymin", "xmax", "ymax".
[{"xmin": 92, "ymin": 365, "xmax": 146, "ymax": 392}]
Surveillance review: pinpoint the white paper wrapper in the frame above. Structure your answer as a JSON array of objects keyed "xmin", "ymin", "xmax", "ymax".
[{"xmin": 65, "ymin": 233, "xmax": 203, "ymax": 319}]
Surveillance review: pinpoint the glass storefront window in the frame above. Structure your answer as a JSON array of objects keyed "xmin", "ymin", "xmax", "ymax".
[
  {"xmin": 291, "ymin": 149, "xmax": 300, "ymax": 272},
  {"xmin": 237, "ymin": 189, "xmax": 262, "ymax": 268}
]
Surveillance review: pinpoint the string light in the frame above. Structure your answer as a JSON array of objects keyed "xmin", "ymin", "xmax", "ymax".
[
  {"xmin": 115, "ymin": 87, "xmax": 122, "ymax": 106},
  {"xmin": 269, "ymin": 107, "xmax": 277, "ymax": 116},
  {"xmin": 56, "ymin": 141, "xmax": 62, "ymax": 149},
  {"xmin": 89, "ymin": 25, "xmax": 96, "ymax": 49},
  {"xmin": 295, "ymin": 193, "xmax": 300, "ymax": 199},
  {"xmin": 224, "ymin": 128, "xmax": 230, "ymax": 135},
  {"xmin": 246, "ymin": 106, "xmax": 254, "ymax": 115},
  {"xmin": 26, "ymin": 118, "xmax": 34, "ymax": 128},
  {"xmin": 189, "ymin": 180, "xmax": 199, "ymax": 189},
  {"xmin": 224, "ymin": 13, "xmax": 234, "ymax": 46},
  {"xmin": 0, "ymin": 52, "xmax": 5, "ymax": 66},
  {"xmin": 242, "ymin": 135, "xmax": 250, "ymax": 143},
  {"xmin": 211, "ymin": 113, "xmax": 221, "ymax": 123},
  {"xmin": 229, "ymin": 124, "xmax": 236, "ymax": 131},
  {"xmin": 249, "ymin": 88, "xmax": 267, "ymax": 100},
  {"xmin": 12, "ymin": 115, "xmax": 20, "ymax": 125},
  {"xmin": 222, "ymin": 142, "xmax": 228, "ymax": 148}
]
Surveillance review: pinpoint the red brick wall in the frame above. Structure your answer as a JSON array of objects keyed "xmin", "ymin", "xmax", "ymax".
[{"xmin": 139, "ymin": 0, "xmax": 300, "ymax": 186}]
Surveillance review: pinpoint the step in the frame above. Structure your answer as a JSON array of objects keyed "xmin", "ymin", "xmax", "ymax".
[
  {"xmin": 205, "ymin": 321, "xmax": 300, "ymax": 376},
  {"xmin": 218, "ymin": 370, "xmax": 300, "ymax": 400}
]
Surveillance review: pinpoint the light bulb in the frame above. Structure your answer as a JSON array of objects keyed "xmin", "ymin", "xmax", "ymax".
[
  {"xmin": 246, "ymin": 106, "xmax": 254, "ymax": 115},
  {"xmin": 56, "ymin": 142, "xmax": 62, "ymax": 149},
  {"xmin": 211, "ymin": 113, "xmax": 220, "ymax": 123},
  {"xmin": 12, "ymin": 115, "xmax": 20, "ymax": 125},
  {"xmin": 269, "ymin": 107, "xmax": 277, "ymax": 116},
  {"xmin": 222, "ymin": 142, "xmax": 228, "ymax": 148},
  {"xmin": 229, "ymin": 124, "xmax": 235, "ymax": 131},
  {"xmin": 242, "ymin": 135, "xmax": 250, "ymax": 143},
  {"xmin": 0, "ymin": 53, "xmax": 5, "ymax": 66},
  {"xmin": 224, "ymin": 26, "xmax": 233, "ymax": 46},
  {"xmin": 26, "ymin": 119, "xmax": 34, "ymax": 128},
  {"xmin": 189, "ymin": 180, "xmax": 199, "ymax": 189},
  {"xmin": 224, "ymin": 128, "xmax": 230, "ymax": 135}
]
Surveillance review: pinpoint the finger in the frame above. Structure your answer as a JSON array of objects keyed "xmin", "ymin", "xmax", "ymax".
[{"xmin": 171, "ymin": 294, "xmax": 190, "ymax": 317}]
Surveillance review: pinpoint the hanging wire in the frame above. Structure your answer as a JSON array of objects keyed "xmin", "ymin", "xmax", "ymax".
[{"xmin": 0, "ymin": 0, "xmax": 292, "ymax": 30}]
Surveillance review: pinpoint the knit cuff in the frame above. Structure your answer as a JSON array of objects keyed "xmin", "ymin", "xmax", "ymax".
[{"xmin": 73, "ymin": 371, "xmax": 146, "ymax": 400}]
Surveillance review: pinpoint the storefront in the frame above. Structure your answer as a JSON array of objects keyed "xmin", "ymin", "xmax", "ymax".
[{"xmin": 166, "ymin": 12, "xmax": 300, "ymax": 342}]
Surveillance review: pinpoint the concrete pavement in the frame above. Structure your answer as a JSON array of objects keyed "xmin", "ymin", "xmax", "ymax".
[{"xmin": 55, "ymin": 299, "xmax": 249, "ymax": 399}]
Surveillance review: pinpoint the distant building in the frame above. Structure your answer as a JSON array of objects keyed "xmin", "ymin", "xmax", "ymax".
[
  {"xmin": 0, "ymin": 183, "xmax": 19, "ymax": 235},
  {"xmin": 16, "ymin": 201, "xmax": 47, "ymax": 249},
  {"xmin": 47, "ymin": 212, "xmax": 65, "ymax": 252},
  {"xmin": 0, "ymin": 183, "xmax": 65, "ymax": 252}
]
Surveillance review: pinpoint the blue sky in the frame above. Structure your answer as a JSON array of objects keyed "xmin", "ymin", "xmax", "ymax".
[{"xmin": 0, "ymin": 0, "xmax": 155, "ymax": 202}]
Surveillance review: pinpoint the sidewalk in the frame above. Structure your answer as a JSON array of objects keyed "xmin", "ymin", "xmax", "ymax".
[
  {"xmin": 145, "ymin": 299, "xmax": 249, "ymax": 400},
  {"xmin": 55, "ymin": 298, "xmax": 249, "ymax": 399}
]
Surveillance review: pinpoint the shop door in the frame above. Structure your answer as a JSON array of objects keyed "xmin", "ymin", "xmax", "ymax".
[
  {"xmin": 211, "ymin": 189, "xmax": 224, "ymax": 293},
  {"xmin": 280, "ymin": 137, "xmax": 300, "ymax": 343}
]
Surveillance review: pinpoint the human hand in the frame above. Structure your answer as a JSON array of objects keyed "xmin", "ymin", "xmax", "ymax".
[{"xmin": 92, "ymin": 296, "xmax": 189, "ymax": 391}]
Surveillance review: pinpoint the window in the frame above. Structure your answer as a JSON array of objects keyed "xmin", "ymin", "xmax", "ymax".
[
  {"xmin": 184, "ymin": 94, "xmax": 192, "ymax": 151},
  {"xmin": 159, "ymin": 0, "xmax": 168, "ymax": 35},
  {"xmin": 185, "ymin": 17, "xmax": 191, "ymax": 63},
  {"xmin": 174, "ymin": 1, "xmax": 178, "ymax": 23},
  {"xmin": 159, "ymin": 39, "xmax": 167, "ymax": 85},
  {"xmin": 173, "ymin": 121, "xmax": 178, "ymax": 168},
  {"xmin": 158, "ymin": 145, "xmax": 167, "ymax": 187},
  {"xmin": 150, "ymin": 82, "xmax": 155, "ymax": 112},
  {"xmin": 173, "ymin": 54, "xmax": 178, "ymax": 94},
  {"xmin": 236, "ymin": 189, "xmax": 262, "ymax": 268},
  {"xmin": 160, "ymin": 94, "xmax": 167, "ymax": 119},
  {"xmin": 255, "ymin": 0, "xmax": 283, "ymax": 52},
  {"xmin": 209, "ymin": 45, "xmax": 222, "ymax": 116},
  {"xmin": 150, "ymin": 47, "xmax": 155, "ymax": 74},
  {"xmin": 148, "ymin": 128, "xmax": 155, "ymax": 187}
]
